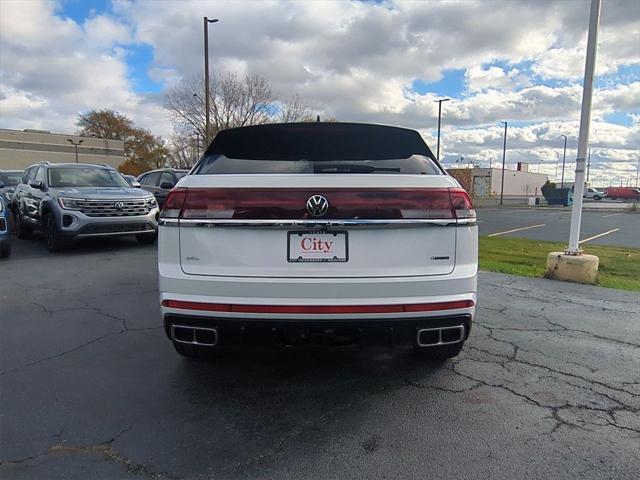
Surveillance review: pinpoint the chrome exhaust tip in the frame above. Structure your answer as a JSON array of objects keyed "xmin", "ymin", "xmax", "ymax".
[
  {"xmin": 171, "ymin": 325, "xmax": 218, "ymax": 346},
  {"xmin": 416, "ymin": 325, "xmax": 464, "ymax": 347}
]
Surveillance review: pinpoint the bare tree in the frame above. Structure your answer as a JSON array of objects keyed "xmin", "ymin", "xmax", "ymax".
[
  {"xmin": 165, "ymin": 134, "xmax": 202, "ymax": 169},
  {"xmin": 165, "ymin": 71, "xmax": 310, "ymax": 147},
  {"xmin": 279, "ymin": 94, "xmax": 311, "ymax": 123}
]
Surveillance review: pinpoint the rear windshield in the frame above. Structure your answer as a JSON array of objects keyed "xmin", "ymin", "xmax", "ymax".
[
  {"xmin": 0, "ymin": 171, "xmax": 22, "ymax": 186},
  {"xmin": 193, "ymin": 123, "xmax": 442, "ymax": 175},
  {"xmin": 48, "ymin": 168, "xmax": 130, "ymax": 188},
  {"xmin": 195, "ymin": 154, "xmax": 442, "ymax": 175}
]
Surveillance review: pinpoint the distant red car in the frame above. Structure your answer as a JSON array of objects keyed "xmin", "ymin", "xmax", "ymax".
[{"xmin": 606, "ymin": 187, "xmax": 640, "ymax": 200}]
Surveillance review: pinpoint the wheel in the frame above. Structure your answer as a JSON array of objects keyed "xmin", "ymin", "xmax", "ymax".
[
  {"xmin": 14, "ymin": 211, "xmax": 32, "ymax": 239},
  {"xmin": 594, "ymin": 196, "xmax": 602, "ymax": 201},
  {"xmin": 172, "ymin": 340, "xmax": 216, "ymax": 360},
  {"xmin": 0, "ymin": 239, "xmax": 10, "ymax": 259},
  {"xmin": 136, "ymin": 232, "xmax": 158, "ymax": 244},
  {"xmin": 610, "ymin": 196, "xmax": 616, "ymax": 200},
  {"xmin": 44, "ymin": 213, "xmax": 66, "ymax": 252},
  {"xmin": 414, "ymin": 342, "xmax": 464, "ymax": 361}
]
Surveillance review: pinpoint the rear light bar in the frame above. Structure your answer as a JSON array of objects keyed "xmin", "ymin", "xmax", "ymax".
[
  {"xmin": 161, "ymin": 299, "xmax": 475, "ymax": 314},
  {"xmin": 161, "ymin": 188, "xmax": 475, "ymax": 221}
]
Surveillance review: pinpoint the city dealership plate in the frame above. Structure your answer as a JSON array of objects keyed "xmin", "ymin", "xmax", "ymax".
[{"xmin": 288, "ymin": 230, "xmax": 348, "ymax": 262}]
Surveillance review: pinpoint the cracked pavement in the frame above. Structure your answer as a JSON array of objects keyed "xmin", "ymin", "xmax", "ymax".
[{"xmin": 1, "ymin": 238, "xmax": 639, "ymax": 479}]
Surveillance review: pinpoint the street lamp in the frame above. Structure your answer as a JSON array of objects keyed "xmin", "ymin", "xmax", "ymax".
[
  {"xmin": 499, "ymin": 121, "xmax": 508, "ymax": 206},
  {"xmin": 434, "ymin": 98, "xmax": 450, "ymax": 163},
  {"xmin": 203, "ymin": 16, "xmax": 219, "ymax": 146},
  {"xmin": 67, "ymin": 138, "xmax": 84, "ymax": 163},
  {"xmin": 560, "ymin": 134, "xmax": 568, "ymax": 188}
]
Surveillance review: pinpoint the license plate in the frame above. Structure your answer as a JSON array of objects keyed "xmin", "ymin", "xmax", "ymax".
[{"xmin": 288, "ymin": 230, "xmax": 348, "ymax": 263}]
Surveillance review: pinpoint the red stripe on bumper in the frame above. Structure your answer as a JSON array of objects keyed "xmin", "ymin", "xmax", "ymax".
[{"xmin": 161, "ymin": 299, "xmax": 475, "ymax": 314}]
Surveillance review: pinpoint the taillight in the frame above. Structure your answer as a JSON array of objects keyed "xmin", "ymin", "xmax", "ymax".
[
  {"xmin": 164, "ymin": 188, "xmax": 475, "ymax": 221},
  {"xmin": 160, "ymin": 188, "xmax": 187, "ymax": 218},
  {"xmin": 449, "ymin": 188, "xmax": 476, "ymax": 220}
]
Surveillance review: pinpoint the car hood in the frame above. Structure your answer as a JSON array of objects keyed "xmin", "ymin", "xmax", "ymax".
[{"xmin": 53, "ymin": 187, "xmax": 153, "ymax": 199}]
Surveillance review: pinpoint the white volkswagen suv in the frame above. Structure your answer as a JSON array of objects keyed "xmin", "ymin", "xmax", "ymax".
[{"xmin": 159, "ymin": 123, "xmax": 477, "ymax": 360}]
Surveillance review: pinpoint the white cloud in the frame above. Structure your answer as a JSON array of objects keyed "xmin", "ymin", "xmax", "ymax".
[{"xmin": 0, "ymin": 0, "xmax": 638, "ymax": 185}]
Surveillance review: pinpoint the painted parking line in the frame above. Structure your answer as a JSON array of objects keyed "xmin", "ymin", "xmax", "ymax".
[
  {"xmin": 602, "ymin": 212, "xmax": 624, "ymax": 218},
  {"xmin": 579, "ymin": 229, "xmax": 621, "ymax": 244},
  {"xmin": 487, "ymin": 224, "xmax": 546, "ymax": 237}
]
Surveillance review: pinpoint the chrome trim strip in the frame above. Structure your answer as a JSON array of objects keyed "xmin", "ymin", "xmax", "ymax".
[
  {"xmin": 75, "ymin": 229, "xmax": 156, "ymax": 238},
  {"xmin": 416, "ymin": 325, "xmax": 464, "ymax": 347},
  {"xmin": 161, "ymin": 218, "xmax": 463, "ymax": 228}
]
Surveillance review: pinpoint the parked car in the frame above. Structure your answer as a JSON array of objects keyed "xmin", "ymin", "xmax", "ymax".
[
  {"xmin": 584, "ymin": 187, "xmax": 604, "ymax": 200},
  {"xmin": 0, "ymin": 184, "xmax": 11, "ymax": 258},
  {"xmin": 159, "ymin": 123, "xmax": 477, "ymax": 360},
  {"xmin": 0, "ymin": 169, "xmax": 23, "ymax": 202},
  {"xmin": 137, "ymin": 168, "xmax": 189, "ymax": 207},
  {"xmin": 12, "ymin": 162, "xmax": 159, "ymax": 252},
  {"xmin": 121, "ymin": 174, "xmax": 140, "ymax": 187},
  {"xmin": 606, "ymin": 187, "xmax": 640, "ymax": 200}
]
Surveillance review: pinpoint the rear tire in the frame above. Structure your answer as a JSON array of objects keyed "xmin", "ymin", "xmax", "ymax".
[
  {"xmin": 136, "ymin": 232, "xmax": 157, "ymax": 244},
  {"xmin": 45, "ymin": 213, "xmax": 66, "ymax": 253},
  {"xmin": 0, "ymin": 239, "xmax": 10, "ymax": 258},
  {"xmin": 172, "ymin": 341, "xmax": 216, "ymax": 360},
  {"xmin": 14, "ymin": 212, "xmax": 32, "ymax": 239},
  {"xmin": 594, "ymin": 196, "xmax": 602, "ymax": 201},
  {"xmin": 414, "ymin": 342, "xmax": 464, "ymax": 361}
]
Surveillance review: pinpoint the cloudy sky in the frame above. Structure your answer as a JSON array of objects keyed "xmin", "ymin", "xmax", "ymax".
[{"xmin": 1, "ymin": 0, "xmax": 638, "ymax": 185}]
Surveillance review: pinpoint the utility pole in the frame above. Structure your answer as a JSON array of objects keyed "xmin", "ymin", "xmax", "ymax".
[
  {"xmin": 434, "ymin": 98, "xmax": 450, "ymax": 162},
  {"xmin": 560, "ymin": 134, "xmax": 568, "ymax": 188},
  {"xmin": 203, "ymin": 17, "xmax": 219, "ymax": 146},
  {"xmin": 67, "ymin": 139, "xmax": 84, "ymax": 163},
  {"xmin": 636, "ymin": 156, "xmax": 639, "ymax": 187},
  {"xmin": 499, "ymin": 121, "xmax": 507, "ymax": 205},
  {"xmin": 586, "ymin": 148, "xmax": 591, "ymax": 183},
  {"xmin": 567, "ymin": 0, "xmax": 601, "ymax": 254}
]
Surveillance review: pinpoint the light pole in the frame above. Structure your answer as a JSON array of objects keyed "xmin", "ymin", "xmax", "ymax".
[
  {"xmin": 434, "ymin": 98, "xmax": 450, "ymax": 162},
  {"xmin": 499, "ymin": 121, "xmax": 507, "ymax": 206},
  {"xmin": 586, "ymin": 148, "xmax": 591, "ymax": 183},
  {"xmin": 560, "ymin": 134, "xmax": 568, "ymax": 188},
  {"xmin": 67, "ymin": 139, "xmax": 84, "ymax": 163},
  {"xmin": 203, "ymin": 16, "xmax": 219, "ymax": 146},
  {"xmin": 636, "ymin": 156, "xmax": 639, "ymax": 187}
]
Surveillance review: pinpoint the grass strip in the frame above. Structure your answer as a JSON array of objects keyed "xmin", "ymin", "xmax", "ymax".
[{"xmin": 479, "ymin": 236, "xmax": 640, "ymax": 292}]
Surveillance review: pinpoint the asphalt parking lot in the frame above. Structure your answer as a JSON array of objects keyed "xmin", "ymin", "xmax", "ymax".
[
  {"xmin": 1, "ymin": 238, "xmax": 639, "ymax": 480},
  {"xmin": 478, "ymin": 206, "xmax": 640, "ymax": 248}
]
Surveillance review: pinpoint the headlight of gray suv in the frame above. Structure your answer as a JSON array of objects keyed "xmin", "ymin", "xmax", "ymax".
[
  {"xmin": 146, "ymin": 196, "xmax": 157, "ymax": 207},
  {"xmin": 58, "ymin": 198, "xmax": 83, "ymax": 210}
]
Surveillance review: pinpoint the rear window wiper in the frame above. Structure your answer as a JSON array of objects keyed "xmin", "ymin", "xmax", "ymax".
[{"xmin": 313, "ymin": 164, "xmax": 401, "ymax": 174}]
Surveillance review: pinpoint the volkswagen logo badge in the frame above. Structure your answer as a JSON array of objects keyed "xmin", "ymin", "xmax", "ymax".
[
  {"xmin": 306, "ymin": 194, "xmax": 329, "ymax": 217},
  {"xmin": 114, "ymin": 202, "xmax": 125, "ymax": 210}
]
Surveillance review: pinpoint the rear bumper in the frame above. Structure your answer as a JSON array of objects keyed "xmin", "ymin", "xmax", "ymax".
[{"xmin": 163, "ymin": 313, "xmax": 472, "ymax": 346}]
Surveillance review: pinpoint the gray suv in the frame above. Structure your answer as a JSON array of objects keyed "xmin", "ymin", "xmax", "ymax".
[{"xmin": 12, "ymin": 162, "xmax": 159, "ymax": 252}]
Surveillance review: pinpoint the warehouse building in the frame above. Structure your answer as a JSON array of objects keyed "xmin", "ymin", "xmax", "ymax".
[
  {"xmin": 0, "ymin": 128, "xmax": 124, "ymax": 170},
  {"xmin": 448, "ymin": 163, "xmax": 548, "ymax": 204}
]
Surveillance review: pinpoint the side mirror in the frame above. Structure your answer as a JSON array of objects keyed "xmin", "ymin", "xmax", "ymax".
[
  {"xmin": 131, "ymin": 181, "xmax": 141, "ymax": 188},
  {"xmin": 160, "ymin": 182, "xmax": 173, "ymax": 190},
  {"xmin": 0, "ymin": 181, "xmax": 5, "ymax": 189},
  {"xmin": 30, "ymin": 180, "xmax": 44, "ymax": 190}
]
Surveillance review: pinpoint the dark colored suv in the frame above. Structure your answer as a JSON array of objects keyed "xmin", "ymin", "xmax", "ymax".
[
  {"xmin": 12, "ymin": 162, "xmax": 159, "ymax": 252},
  {"xmin": 137, "ymin": 168, "xmax": 189, "ymax": 207}
]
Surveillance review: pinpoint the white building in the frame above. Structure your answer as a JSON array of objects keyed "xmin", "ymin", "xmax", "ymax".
[
  {"xmin": 0, "ymin": 128, "xmax": 124, "ymax": 170},
  {"xmin": 448, "ymin": 164, "xmax": 548, "ymax": 199}
]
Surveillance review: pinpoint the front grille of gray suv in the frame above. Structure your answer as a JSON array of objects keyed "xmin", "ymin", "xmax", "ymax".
[{"xmin": 76, "ymin": 198, "xmax": 153, "ymax": 217}]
